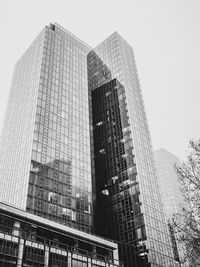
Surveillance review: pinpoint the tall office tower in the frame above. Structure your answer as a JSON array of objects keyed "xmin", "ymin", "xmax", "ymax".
[
  {"xmin": 0, "ymin": 23, "xmax": 93, "ymax": 234},
  {"xmin": 155, "ymin": 149, "xmax": 184, "ymax": 263},
  {"xmin": 0, "ymin": 23, "xmax": 176, "ymax": 266},
  {"xmin": 89, "ymin": 33, "xmax": 176, "ymax": 267}
]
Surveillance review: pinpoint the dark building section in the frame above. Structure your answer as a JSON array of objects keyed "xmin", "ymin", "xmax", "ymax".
[
  {"xmin": 87, "ymin": 51, "xmax": 149, "ymax": 266},
  {"xmin": 87, "ymin": 50, "xmax": 112, "ymax": 238},
  {"xmin": 90, "ymin": 78, "xmax": 149, "ymax": 266},
  {"xmin": 0, "ymin": 202, "xmax": 120, "ymax": 267},
  {"xmin": 91, "ymin": 79, "xmax": 136, "ymax": 238}
]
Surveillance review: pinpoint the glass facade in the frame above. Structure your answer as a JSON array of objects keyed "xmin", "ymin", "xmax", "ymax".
[
  {"xmin": 93, "ymin": 33, "xmax": 177, "ymax": 266},
  {"xmin": 27, "ymin": 24, "xmax": 93, "ymax": 233},
  {"xmin": 154, "ymin": 149, "xmax": 183, "ymax": 218},
  {"xmin": 155, "ymin": 149, "xmax": 184, "ymax": 263},
  {"xmin": 0, "ymin": 23, "xmax": 177, "ymax": 266},
  {"xmin": 0, "ymin": 28, "xmax": 46, "ymax": 209},
  {"xmin": 0, "ymin": 23, "xmax": 93, "ymax": 233}
]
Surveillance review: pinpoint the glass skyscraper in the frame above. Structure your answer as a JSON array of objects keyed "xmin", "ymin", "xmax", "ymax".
[
  {"xmin": 0, "ymin": 23, "xmax": 177, "ymax": 266},
  {"xmin": 0, "ymin": 23, "xmax": 93, "ymax": 234},
  {"xmin": 90, "ymin": 33, "xmax": 177, "ymax": 267},
  {"xmin": 154, "ymin": 149, "xmax": 183, "ymax": 219},
  {"xmin": 155, "ymin": 149, "xmax": 184, "ymax": 264}
]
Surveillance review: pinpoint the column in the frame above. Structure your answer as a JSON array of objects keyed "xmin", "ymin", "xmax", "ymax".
[
  {"xmin": 17, "ymin": 238, "xmax": 24, "ymax": 267},
  {"xmin": 44, "ymin": 246, "xmax": 49, "ymax": 267},
  {"xmin": 68, "ymin": 251, "xmax": 72, "ymax": 267}
]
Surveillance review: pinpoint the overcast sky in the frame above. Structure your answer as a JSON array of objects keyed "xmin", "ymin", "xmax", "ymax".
[{"xmin": 0, "ymin": 0, "xmax": 199, "ymax": 160}]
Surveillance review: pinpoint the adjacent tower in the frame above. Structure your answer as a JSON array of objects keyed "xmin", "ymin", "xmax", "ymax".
[
  {"xmin": 154, "ymin": 149, "xmax": 183, "ymax": 218},
  {"xmin": 90, "ymin": 32, "xmax": 176, "ymax": 267},
  {"xmin": 155, "ymin": 149, "xmax": 184, "ymax": 264}
]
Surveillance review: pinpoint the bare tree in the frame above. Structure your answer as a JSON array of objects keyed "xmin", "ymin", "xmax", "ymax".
[{"xmin": 172, "ymin": 140, "xmax": 200, "ymax": 266}]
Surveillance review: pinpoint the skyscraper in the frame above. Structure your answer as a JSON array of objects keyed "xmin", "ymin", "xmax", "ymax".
[
  {"xmin": 154, "ymin": 149, "xmax": 183, "ymax": 218},
  {"xmin": 155, "ymin": 149, "xmax": 184, "ymax": 264},
  {"xmin": 0, "ymin": 23, "xmax": 93, "ymax": 234},
  {"xmin": 0, "ymin": 23, "xmax": 176, "ymax": 266},
  {"xmin": 90, "ymin": 33, "xmax": 178, "ymax": 267}
]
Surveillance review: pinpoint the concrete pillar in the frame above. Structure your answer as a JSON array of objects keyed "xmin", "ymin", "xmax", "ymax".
[
  {"xmin": 17, "ymin": 238, "xmax": 24, "ymax": 267},
  {"xmin": 44, "ymin": 246, "xmax": 49, "ymax": 267},
  {"xmin": 68, "ymin": 251, "xmax": 72, "ymax": 267}
]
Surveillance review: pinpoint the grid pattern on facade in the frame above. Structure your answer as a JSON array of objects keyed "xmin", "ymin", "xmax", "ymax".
[
  {"xmin": 154, "ymin": 149, "xmax": 183, "ymax": 218},
  {"xmin": 91, "ymin": 78, "xmax": 148, "ymax": 267},
  {"xmin": 0, "ymin": 29, "xmax": 45, "ymax": 209},
  {"xmin": 155, "ymin": 149, "xmax": 184, "ymax": 263},
  {"xmin": 94, "ymin": 33, "xmax": 177, "ymax": 267},
  {"xmin": 26, "ymin": 25, "xmax": 93, "ymax": 233}
]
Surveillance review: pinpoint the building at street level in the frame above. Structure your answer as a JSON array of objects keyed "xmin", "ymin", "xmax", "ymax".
[
  {"xmin": 0, "ymin": 23, "xmax": 177, "ymax": 266},
  {"xmin": 0, "ymin": 202, "xmax": 120, "ymax": 266}
]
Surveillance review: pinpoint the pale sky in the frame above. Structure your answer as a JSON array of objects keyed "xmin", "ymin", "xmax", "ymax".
[{"xmin": 0, "ymin": 0, "xmax": 199, "ymax": 160}]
